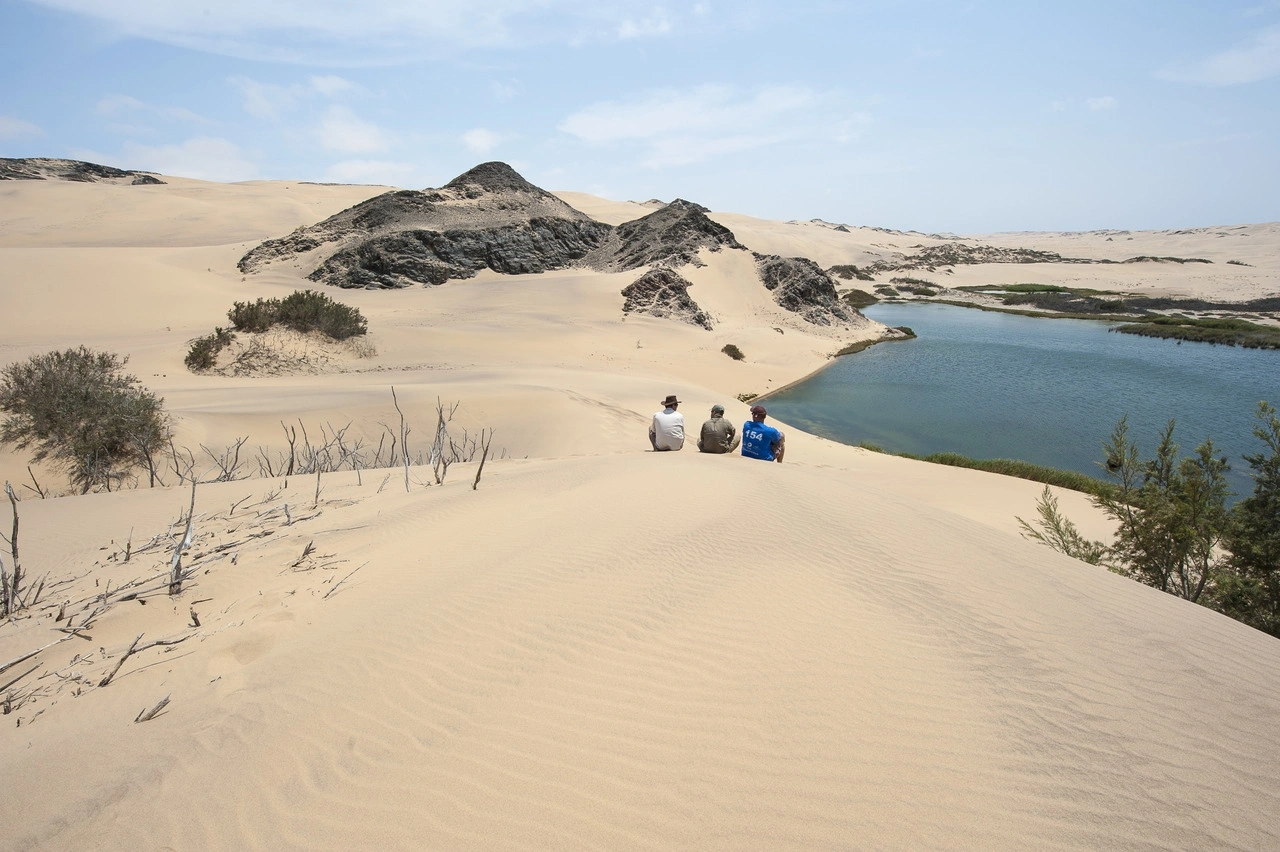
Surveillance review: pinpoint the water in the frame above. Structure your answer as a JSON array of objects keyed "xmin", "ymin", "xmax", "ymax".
[{"xmin": 763, "ymin": 303, "xmax": 1280, "ymax": 498}]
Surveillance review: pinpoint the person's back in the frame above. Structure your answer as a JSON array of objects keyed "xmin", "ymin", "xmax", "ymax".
[
  {"xmin": 650, "ymin": 394, "xmax": 685, "ymax": 451},
  {"xmin": 698, "ymin": 404, "xmax": 740, "ymax": 454},
  {"xmin": 741, "ymin": 405, "xmax": 784, "ymax": 462}
]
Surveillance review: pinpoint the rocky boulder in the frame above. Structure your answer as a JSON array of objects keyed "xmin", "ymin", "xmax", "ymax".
[
  {"xmin": 755, "ymin": 254, "xmax": 860, "ymax": 326},
  {"xmin": 621, "ymin": 268, "xmax": 713, "ymax": 330}
]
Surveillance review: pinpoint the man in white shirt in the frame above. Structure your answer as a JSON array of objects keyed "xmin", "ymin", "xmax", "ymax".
[{"xmin": 649, "ymin": 394, "xmax": 686, "ymax": 451}]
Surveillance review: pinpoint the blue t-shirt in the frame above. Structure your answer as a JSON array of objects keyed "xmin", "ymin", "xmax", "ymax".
[{"xmin": 741, "ymin": 421, "xmax": 782, "ymax": 461}]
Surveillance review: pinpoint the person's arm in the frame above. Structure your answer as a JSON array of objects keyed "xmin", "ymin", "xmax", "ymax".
[{"xmin": 774, "ymin": 432, "xmax": 785, "ymax": 463}]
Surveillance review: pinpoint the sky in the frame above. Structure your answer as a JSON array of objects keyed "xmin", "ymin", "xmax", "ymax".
[{"xmin": 1, "ymin": 0, "xmax": 1279, "ymax": 233}]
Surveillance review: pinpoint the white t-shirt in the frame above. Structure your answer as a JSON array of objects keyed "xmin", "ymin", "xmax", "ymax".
[{"xmin": 651, "ymin": 408, "xmax": 686, "ymax": 450}]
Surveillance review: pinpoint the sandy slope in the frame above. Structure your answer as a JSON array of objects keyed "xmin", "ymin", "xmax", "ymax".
[{"xmin": 1, "ymin": 176, "xmax": 1278, "ymax": 850}]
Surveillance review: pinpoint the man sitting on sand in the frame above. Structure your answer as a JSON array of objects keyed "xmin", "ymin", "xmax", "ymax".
[
  {"xmin": 650, "ymin": 394, "xmax": 685, "ymax": 451},
  {"xmin": 741, "ymin": 404, "xmax": 785, "ymax": 462},
  {"xmin": 697, "ymin": 404, "xmax": 740, "ymax": 454}
]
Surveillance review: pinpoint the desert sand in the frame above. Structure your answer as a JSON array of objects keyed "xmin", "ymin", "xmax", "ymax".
[{"xmin": 1, "ymin": 174, "xmax": 1278, "ymax": 850}]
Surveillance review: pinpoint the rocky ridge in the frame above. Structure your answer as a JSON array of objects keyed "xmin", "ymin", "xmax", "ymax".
[
  {"xmin": 239, "ymin": 162, "xmax": 611, "ymax": 288},
  {"xmin": 620, "ymin": 268, "xmax": 713, "ymax": 330},
  {"xmin": 0, "ymin": 157, "xmax": 164, "ymax": 185}
]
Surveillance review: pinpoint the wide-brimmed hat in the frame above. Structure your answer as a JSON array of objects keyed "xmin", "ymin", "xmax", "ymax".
[{"xmin": 661, "ymin": 394, "xmax": 681, "ymax": 406}]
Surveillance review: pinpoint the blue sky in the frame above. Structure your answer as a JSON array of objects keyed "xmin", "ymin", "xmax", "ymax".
[{"xmin": 2, "ymin": 0, "xmax": 1278, "ymax": 232}]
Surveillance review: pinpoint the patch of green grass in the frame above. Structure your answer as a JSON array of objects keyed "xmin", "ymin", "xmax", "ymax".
[
  {"xmin": 857, "ymin": 443, "xmax": 1113, "ymax": 498},
  {"xmin": 1113, "ymin": 316, "xmax": 1280, "ymax": 349}
]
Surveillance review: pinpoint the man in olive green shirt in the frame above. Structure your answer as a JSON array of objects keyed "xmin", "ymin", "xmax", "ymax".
[{"xmin": 697, "ymin": 404, "xmax": 740, "ymax": 454}]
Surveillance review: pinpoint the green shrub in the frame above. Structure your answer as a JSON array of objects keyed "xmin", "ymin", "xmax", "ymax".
[
  {"xmin": 840, "ymin": 288, "xmax": 879, "ymax": 308},
  {"xmin": 185, "ymin": 327, "xmax": 235, "ymax": 371},
  {"xmin": 828, "ymin": 264, "xmax": 875, "ymax": 282},
  {"xmin": 229, "ymin": 298, "xmax": 278, "ymax": 332},
  {"xmin": 722, "ymin": 344, "xmax": 745, "ymax": 361},
  {"xmin": 0, "ymin": 347, "xmax": 167, "ymax": 492},
  {"xmin": 228, "ymin": 290, "xmax": 367, "ymax": 340}
]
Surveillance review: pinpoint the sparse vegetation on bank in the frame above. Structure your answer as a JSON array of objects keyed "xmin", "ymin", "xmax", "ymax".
[
  {"xmin": 721, "ymin": 344, "xmax": 745, "ymax": 361},
  {"xmin": 857, "ymin": 443, "xmax": 1114, "ymax": 498}
]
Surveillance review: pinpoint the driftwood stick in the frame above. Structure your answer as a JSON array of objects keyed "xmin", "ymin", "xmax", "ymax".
[
  {"xmin": 135, "ymin": 695, "xmax": 171, "ymax": 723},
  {"xmin": 99, "ymin": 633, "xmax": 195, "ymax": 688},
  {"xmin": 323, "ymin": 562, "xmax": 368, "ymax": 600},
  {"xmin": 0, "ymin": 634, "xmax": 74, "ymax": 675},
  {"xmin": 169, "ymin": 480, "xmax": 198, "ymax": 596},
  {"xmin": 0, "ymin": 663, "xmax": 42, "ymax": 693},
  {"xmin": 99, "ymin": 633, "xmax": 143, "ymax": 687}
]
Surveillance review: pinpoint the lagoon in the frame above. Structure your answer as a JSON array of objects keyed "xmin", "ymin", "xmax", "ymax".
[{"xmin": 763, "ymin": 303, "xmax": 1280, "ymax": 497}]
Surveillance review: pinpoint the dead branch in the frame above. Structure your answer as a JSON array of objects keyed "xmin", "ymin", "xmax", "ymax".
[
  {"xmin": 323, "ymin": 562, "xmax": 368, "ymax": 600},
  {"xmin": 392, "ymin": 386, "xmax": 411, "ymax": 492},
  {"xmin": 0, "ymin": 663, "xmax": 41, "ymax": 693},
  {"xmin": 24, "ymin": 467, "xmax": 46, "ymax": 499},
  {"xmin": 3, "ymin": 482, "xmax": 21, "ymax": 617},
  {"xmin": 99, "ymin": 632, "xmax": 195, "ymax": 687},
  {"xmin": 135, "ymin": 695, "xmax": 171, "ymax": 723},
  {"xmin": 473, "ymin": 428, "xmax": 494, "ymax": 491},
  {"xmin": 169, "ymin": 480, "xmax": 198, "ymax": 596},
  {"xmin": 291, "ymin": 541, "xmax": 316, "ymax": 568}
]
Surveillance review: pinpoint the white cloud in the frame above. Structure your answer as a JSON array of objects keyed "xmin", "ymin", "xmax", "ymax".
[
  {"xmin": 461, "ymin": 128, "xmax": 502, "ymax": 154},
  {"xmin": 0, "ymin": 116, "xmax": 45, "ymax": 140},
  {"xmin": 1160, "ymin": 24, "xmax": 1280, "ymax": 85},
  {"xmin": 1087, "ymin": 96, "xmax": 1118, "ymax": 111},
  {"xmin": 232, "ymin": 75, "xmax": 362, "ymax": 120},
  {"xmin": 318, "ymin": 105, "xmax": 390, "ymax": 154},
  {"xmin": 120, "ymin": 136, "xmax": 257, "ymax": 181},
  {"xmin": 323, "ymin": 159, "xmax": 416, "ymax": 185},
  {"xmin": 491, "ymin": 80, "xmax": 521, "ymax": 102},
  {"xmin": 617, "ymin": 8, "xmax": 671, "ymax": 39},
  {"xmin": 25, "ymin": 0, "xmax": 695, "ymax": 63},
  {"xmin": 560, "ymin": 84, "xmax": 816, "ymax": 145},
  {"xmin": 95, "ymin": 94, "xmax": 210, "ymax": 124}
]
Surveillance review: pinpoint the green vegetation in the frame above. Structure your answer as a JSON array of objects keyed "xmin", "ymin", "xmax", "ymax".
[
  {"xmin": 1113, "ymin": 316, "xmax": 1280, "ymax": 349},
  {"xmin": 1227, "ymin": 259, "xmax": 1251, "ymax": 267},
  {"xmin": 1020, "ymin": 404, "xmax": 1280, "ymax": 637},
  {"xmin": 833, "ymin": 327, "xmax": 917, "ymax": 358},
  {"xmin": 994, "ymin": 283, "xmax": 1068, "ymax": 294},
  {"xmin": 828, "ymin": 264, "xmax": 876, "ymax": 282},
  {"xmin": 722, "ymin": 343, "xmax": 745, "ymax": 361},
  {"xmin": 230, "ymin": 289, "xmax": 368, "ymax": 340},
  {"xmin": 874, "ymin": 285, "xmax": 899, "ymax": 297},
  {"xmin": 736, "ymin": 392, "xmax": 758, "ymax": 403},
  {"xmin": 0, "ymin": 347, "xmax": 168, "ymax": 492},
  {"xmin": 889, "ymin": 277, "xmax": 938, "ymax": 296},
  {"xmin": 857, "ymin": 443, "xmax": 1113, "ymax": 498},
  {"xmin": 188, "ymin": 289, "xmax": 370, "ymax": 372},
  {"xmin": 840, "ymin": 288, "xmax": 879, "ymax": 309},
  {"xmin": 184, "ymin": 327, "xmax": 235, "ymax": 371}
]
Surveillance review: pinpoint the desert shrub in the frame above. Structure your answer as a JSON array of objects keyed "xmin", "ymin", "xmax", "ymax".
[
  {"xmin": 890, "ymin": 277, "xmax": 937, "ymax": 296},
  {"xmin": 185, "ymin": 327, "xmax": 235, "ymax": 371},
  {"xmin": 1218, "ymin": 402, "xmax": 1280, "ymax": 636},
  {"xmin": 228, "ymin": 290, "xmax": 367, "ymax": 340},
  {"xmin": 736, "ymin": 392, "xmax": 758, "ymax": 403},
  {"xmin": 722, "ymin": 344, "xmax": 745, "ymax": 361},
  {"xmin": 1226, "ymin": 259, "xmax": 1250, "ymax": 267},
  {"xmin": 841, "ymin": 288, "xmax": 879, "ymax": 308},
  {"xmin": 828, "ymin": 264, "xmax": 875, "ymax": 282},
  {"xmin": 874, "ymin": 285, "xmax": 899, "ymax": 296},
  {"xmin": 1001, "ymin": 283, "xmax": 1067, "ymax": 294},
  {"xmin": 0, "ymin": 347, "xmax": 167, "ymax": 492},
  {"xmin": 276, "ymin": 289, "xmax": 368, "ymax": 339}
]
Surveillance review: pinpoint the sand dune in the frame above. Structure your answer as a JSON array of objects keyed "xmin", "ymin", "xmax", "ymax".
[{"xmin": 1, "ymin": 173, "xmax": 1278, "ymax": 850}]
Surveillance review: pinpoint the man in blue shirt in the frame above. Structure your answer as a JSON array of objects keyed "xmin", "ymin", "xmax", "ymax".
[{"xmin": 741, "ymin": 405, "xmax": 785, "ymax": 462}]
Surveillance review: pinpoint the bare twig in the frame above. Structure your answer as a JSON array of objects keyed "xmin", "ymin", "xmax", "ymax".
[
  {"xmin": 473, "ymin": 428, "xmax": 494, "ymax": 491},
  {"xmin": 99, "ymin": 633, "xmax": 194, "ymax": 688},
  {"xmin": 323, "ymin": 562, "xmax": 367, "ymax": 600},
  {"xmin": 169, "ymin": 480, "xmax": 198, "ymax": 596},
  {"xmin": 134, "ymin": 695, "xmax": 171, "ymax": 723},
  {"xmin": 392, "ymin": 386, "xmax": 411, "ymax": 492}
]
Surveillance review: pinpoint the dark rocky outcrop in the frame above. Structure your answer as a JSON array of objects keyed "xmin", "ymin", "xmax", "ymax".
[
  {"xmin": 755, "ymin": 254, "xmax": 860, "ymax": 326},
  {"xmin": 621, "ymin": 268, "xmax": 713, "ymax": 330},
  {"xmin": 311, "ymin": 218, "xmax": 613, "ymax": 289},
  {"xmin": 585, "ymin": 199, "xmax": 745, "ymax": 271},
  {"xmin": 239, "ymin": 161, "xmax": 610, "ymax": 287},
  {"xmin": 0, "ymin": 157, "xmax": 165, "ymax": 184}
]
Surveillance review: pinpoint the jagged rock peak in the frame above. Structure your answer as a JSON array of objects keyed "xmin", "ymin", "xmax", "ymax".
[
  {"xmin": 755, "ymin": 254, "xmax": 860, "ymax": 327},
  {"xmin": 583, "ymin": 197, "xmax": 745, "ymax": 272},
  {"xmin": 444, "ymin": 161, "xmax": 547, "ymax": 196},
  {"xmin": 1, "ymin": 157, "xmax": 165, "ymax": 185}
]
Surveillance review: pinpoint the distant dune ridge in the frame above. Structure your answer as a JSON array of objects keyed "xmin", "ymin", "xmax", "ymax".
[
  {"xmin": 0, "ymin": 160, "xmax": 1279, "ymax": 850},
  {"xmin": 0, "ymin": 156, "xmax": 164, "ymax": 185}
]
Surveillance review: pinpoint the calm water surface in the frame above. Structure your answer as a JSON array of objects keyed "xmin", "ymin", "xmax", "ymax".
[{"xmin": 763, "ymin": 304, "xmax": 1280, "ymax": 497}]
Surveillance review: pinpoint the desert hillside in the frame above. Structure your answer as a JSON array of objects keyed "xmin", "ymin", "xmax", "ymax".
[{"xmin": 1, "ymin": 167, "xmax": 1278, "ymax": 850}]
